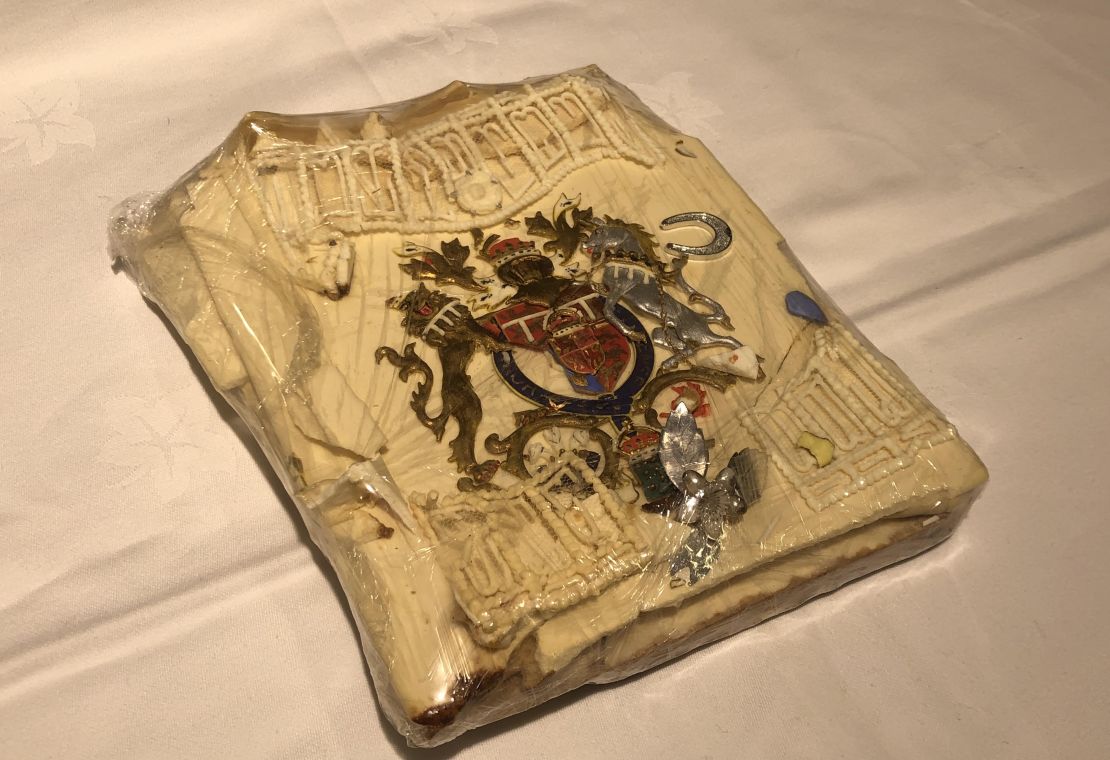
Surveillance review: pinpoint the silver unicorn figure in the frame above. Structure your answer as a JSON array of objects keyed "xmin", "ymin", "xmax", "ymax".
[{"xmin": 583, "ymin": 217, "xmax": 742, "ymax": 371}]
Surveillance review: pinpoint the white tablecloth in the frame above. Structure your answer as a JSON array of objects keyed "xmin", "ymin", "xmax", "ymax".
[{"xmin": 2, "ymin": 1, "xmax": 1108, "ymax": 757}]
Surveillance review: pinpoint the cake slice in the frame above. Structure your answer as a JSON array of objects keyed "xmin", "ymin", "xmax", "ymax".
[{"xmin": 111, "ymin": 66, "xmax": 987, "ymax": 747}]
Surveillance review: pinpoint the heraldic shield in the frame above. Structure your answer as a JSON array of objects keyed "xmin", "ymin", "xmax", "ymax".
[{"xmin": 480, "ymin": 280, "xmax": 633, "ymax": 397}]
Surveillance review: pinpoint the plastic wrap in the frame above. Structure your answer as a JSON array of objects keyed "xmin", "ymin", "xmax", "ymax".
[{"xmin": 108, "ymin": 66, "xmax": 988, "ymax": 747}]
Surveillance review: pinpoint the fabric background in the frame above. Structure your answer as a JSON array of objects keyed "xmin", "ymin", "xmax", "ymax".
[{"xmin": 2, "ymin": 1, "xmax": 1108, "ymax": 757}]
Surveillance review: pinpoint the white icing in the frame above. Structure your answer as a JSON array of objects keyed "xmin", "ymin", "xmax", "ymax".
[
  {"xmin": 246, "ymin": 75, "xmax": 665, "ymax": 250},
  {"xmin": 413, "ymin": 454, "xmax": 652, "ymax": 647},
  {"xmin": 698, "ymin": 344, "xmax": 761, "ymax": 379},
  {"xmin": 741, "ymin": 324, "xmax": 956, "ymax": 511},
  {"xmin": 453, "ymin": 169, "xmax": 503, "ymax": 214},
  {"xmin": 122, "ymin": 69, "xmax": 988, "ymax": 733}
]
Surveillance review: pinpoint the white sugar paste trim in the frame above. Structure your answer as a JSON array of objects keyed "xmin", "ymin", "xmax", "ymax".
[
  {"xmin": 244, "ymin": 75, "xmax": 666, "ymax": 257},
  {"xmin": 413, "ymin": 455, "xmax": 651, "ymax": 646},
  {"xmin": 742, "ymin": 324, "xmax": 956, "ymax": 512}
]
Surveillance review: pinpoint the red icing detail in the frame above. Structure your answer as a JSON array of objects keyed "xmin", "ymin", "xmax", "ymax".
[
  {"xmin": 619, "ymin": 428, "xmax": 661, "ymax": 455},
  {"xmin": 659, "ymin": 382, "xmax": 711, "ymax": 422},
  {"xmin": 482, "ymin": 281, "xmax": 633, "ymax": 395}
]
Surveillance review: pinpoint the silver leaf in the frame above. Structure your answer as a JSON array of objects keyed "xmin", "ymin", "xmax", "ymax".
[{"xmin": 660, "ymin": 402, "xmax": 708, "ymax": 488}]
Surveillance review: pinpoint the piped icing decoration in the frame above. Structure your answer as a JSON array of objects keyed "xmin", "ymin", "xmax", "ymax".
[
  {"xmin": 246, "ymin": 74, "xmax": 666, "ymax": 250},
  {"xmin": 453, "ymin": 169, "xmax": 503, "ymax": 214}
]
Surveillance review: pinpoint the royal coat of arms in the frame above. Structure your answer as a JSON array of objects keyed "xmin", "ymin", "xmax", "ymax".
[{"xmin": 376, "ymin": 196, "xmax": 764, "ymax": 582}]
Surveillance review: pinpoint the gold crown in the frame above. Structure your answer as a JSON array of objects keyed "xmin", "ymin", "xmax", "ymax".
[{"xmin": 483, "ymin": 237, "xmax": 541, "ymax": 266}]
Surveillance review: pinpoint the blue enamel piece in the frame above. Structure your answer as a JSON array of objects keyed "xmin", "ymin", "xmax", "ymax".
[{"xmin": 785, "ymin": 290, "xmax": 828, "ymax": 325}]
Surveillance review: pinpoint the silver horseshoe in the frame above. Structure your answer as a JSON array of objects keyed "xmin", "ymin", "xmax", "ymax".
[{"xmin": 659, "ymin": 212, "xmax": 732, "ymax": 257}]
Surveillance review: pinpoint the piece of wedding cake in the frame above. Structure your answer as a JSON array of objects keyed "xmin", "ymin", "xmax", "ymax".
[{"xmin": 111, "ymin": 66, "xmax": 987, "ymax": 747}]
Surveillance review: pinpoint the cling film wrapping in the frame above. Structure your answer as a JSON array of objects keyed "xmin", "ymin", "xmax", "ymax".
[{"xmin": 109, "ymin": 66, "xmax": 988, "ymax": 747}]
